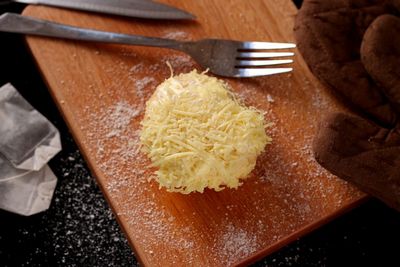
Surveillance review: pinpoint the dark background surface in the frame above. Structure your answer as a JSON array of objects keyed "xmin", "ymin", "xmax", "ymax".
[{"xmin": 1, "ymin": 1, "xmax": 400, "ymax": 266}]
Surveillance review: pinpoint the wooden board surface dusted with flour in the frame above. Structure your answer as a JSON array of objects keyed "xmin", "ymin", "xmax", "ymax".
[{"xmin": 23, "ymin": 1, "xmax": 366, "ymax": 266}]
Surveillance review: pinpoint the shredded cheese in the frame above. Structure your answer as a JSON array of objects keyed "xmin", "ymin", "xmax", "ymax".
[{"xmin": 140, "ymin": 70, "xmax": 271, "ymax": 194}]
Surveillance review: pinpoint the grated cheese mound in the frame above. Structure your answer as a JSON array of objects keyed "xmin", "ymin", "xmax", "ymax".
[{"xmin": 140, "ymin": 70, "xmax": 271, "ymax": 194}]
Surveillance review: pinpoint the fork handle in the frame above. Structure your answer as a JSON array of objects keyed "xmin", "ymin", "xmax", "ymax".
[{"xmin": 0, "ymin": 13, "xmax": 181, "ymax": 48}]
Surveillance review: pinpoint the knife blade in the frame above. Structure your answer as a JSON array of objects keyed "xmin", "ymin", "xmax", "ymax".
[{"xmin": 13, "ymin": 0, "xmax": 196, "ymax": 20}]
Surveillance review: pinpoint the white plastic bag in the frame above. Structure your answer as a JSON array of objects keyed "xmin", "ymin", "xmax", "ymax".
[{"xmin": 0, "ymin": 83, "xmax": 61, "ymax": 216}]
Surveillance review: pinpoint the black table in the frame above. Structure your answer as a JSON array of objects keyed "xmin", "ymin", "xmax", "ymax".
[{"xmin": 1, "ymin": 2, "xmax": 400, "ymax": 267}]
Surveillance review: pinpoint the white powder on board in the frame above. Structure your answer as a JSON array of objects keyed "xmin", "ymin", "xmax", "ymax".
[
  {"xmin": 214, "ymin": 223, "xmax": 258, "ymax": 265},
  {"xmin": 103, "ymin": 102, "xmax": 140, "ymax": 138},
  {"xmin": 78, "ymin": 50, "xmax": 364, "ymax": 266},
  {"xmin": 84, "ymin": 96, "xmax": 203, "ymax": 265},
  {"xmin": 133, "ymin": 77, "xmax": 156, "ymax": 99},
  {"xmin": 162, "ymin": 31, "xmax": 192, "ymax": 41}
]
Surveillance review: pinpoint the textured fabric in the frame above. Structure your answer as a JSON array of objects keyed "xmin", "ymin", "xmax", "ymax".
[{"xmin": 295, "ymin": 0, "xmax": 400, "ymax": 210}]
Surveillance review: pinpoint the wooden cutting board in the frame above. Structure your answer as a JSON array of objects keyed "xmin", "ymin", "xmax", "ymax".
[{"xmin": 23, "ymin": 1, "xmax": 367, "ymax": 266}]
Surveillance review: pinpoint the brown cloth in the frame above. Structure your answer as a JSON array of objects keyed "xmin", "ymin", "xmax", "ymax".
[{"xmin": 294, "ymin": 0, "xmax": 400, "ymax": 210}]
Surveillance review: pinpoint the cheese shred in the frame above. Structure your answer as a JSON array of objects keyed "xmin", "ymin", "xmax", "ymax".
[{"xmin": 140, "ymin": 70, "xmax": 271, "ymax": 194}]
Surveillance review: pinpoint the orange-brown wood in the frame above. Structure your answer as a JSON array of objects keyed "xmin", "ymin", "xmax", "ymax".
[{"xmin": 23, "ymin": 1, "xmax": 366, "ymax": 266}]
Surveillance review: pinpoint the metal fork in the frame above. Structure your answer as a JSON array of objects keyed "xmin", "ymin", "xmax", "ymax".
[{"xmin": 0, "ymin": 13, "xmax": 296, "ymax": 78}]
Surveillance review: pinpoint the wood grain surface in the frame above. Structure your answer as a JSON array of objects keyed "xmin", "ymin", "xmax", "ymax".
[{"xmin": 23, "ymin": 1, "xmax": 366, "ymax": 266}]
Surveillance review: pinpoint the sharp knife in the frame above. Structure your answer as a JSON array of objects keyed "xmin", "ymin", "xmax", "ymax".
[{"xmin": 2, "ymin": 0, "xmax": 196, "ymax": 20}]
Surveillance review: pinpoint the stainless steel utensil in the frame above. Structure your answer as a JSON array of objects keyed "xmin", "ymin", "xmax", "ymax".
[
  {"xmin": 0, "ymin": 0, "xmax": 195, "ymax": 20},
  {"xmin": 0, "ymin": 13, "xmax": 296, "ymax": 78}
]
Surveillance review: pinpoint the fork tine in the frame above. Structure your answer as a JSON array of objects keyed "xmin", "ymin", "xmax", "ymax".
[
  {"xmin": 239, "ymin": 42, "xmax": 296, "ymax": 50},
  {"xmin": 238, "ymin": 52, "xmax": 294, "ymax": 58},
  {"xmin": 235, "ymin": 68, "xmax": 293, "ymax": 78},
  {"xmin": 236, "ymin": 59, "xmax": 293, "ymax": 66}
]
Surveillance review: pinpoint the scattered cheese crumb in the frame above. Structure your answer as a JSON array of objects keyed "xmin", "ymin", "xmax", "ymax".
[
  {"xmin": 140, "ymin": 70, "xmax": 271, "ymax": 194},
  {"xmin": 267, "ymin": 94, "xmax": 275, "ymax": 103}
]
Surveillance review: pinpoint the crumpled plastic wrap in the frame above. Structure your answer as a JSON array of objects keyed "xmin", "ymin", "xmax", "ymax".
[{"xmin": 0, "ymin": 83, "xmax": 61, "ymax": 216}]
